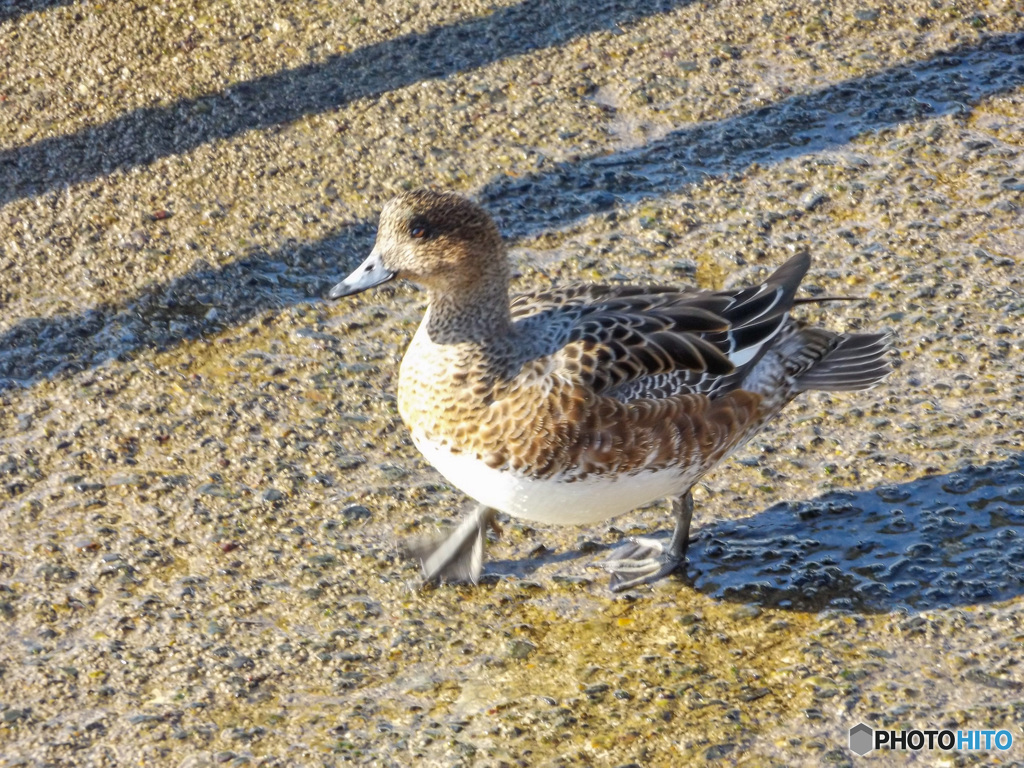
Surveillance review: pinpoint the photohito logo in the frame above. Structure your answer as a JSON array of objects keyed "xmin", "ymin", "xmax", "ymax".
[
  {"xmin": 849, "ymin": 722, "xmax": 1013, "ymax": 756},
  {"xmin": 849, "ymin": 723, "xmax": 873, "ymax": 756}
]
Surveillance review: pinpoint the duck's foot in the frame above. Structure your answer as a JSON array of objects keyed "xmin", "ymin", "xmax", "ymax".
[
  {"xmin": 404, "ymin": 505, "xmax": 500, "ymax": 585},
  {"xmin": 604, "ymin": 538, "xmax": 685, "ymax": 592},
  {"xmin": 602, "ymin": 490, "xmax": 695, "ymax": 592}
]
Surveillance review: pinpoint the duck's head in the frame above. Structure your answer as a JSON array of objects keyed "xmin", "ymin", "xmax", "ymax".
[{"xmin": 328, "ymin": 190, "xmax": 505, "ymax": 299}]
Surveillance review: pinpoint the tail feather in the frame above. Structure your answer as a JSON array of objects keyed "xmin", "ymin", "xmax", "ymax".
[{"xmin": 797, "ymin": 332, "xmax": 893, "ymax": 392}]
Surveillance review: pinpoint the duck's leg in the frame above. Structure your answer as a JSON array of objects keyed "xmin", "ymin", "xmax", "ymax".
[
  {"xmin": 604, "ymin": 491, "xmax": 694, "ymax": 592},
  {"xmin": 406, "ymin": 505, "xmax": 500, "ymax": 585}
]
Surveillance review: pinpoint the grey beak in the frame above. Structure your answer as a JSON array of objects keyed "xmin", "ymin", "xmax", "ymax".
[{"xmin": 328, "ymin": 248, "xmax": 396, "ymax": 299}]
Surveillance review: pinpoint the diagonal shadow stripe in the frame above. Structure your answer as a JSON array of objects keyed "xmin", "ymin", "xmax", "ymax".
[
  {"xmin": 480, "ymin": 31, "xmax": 1024, "ymax": 239},
  {"xmin": 0, "ymin": 32, "xmax": 1021, "ymax": 392},
  {"xmin": 0, "ymin": 0, "xmax": 690, "ymax": 206},
  {"xmin": 0, "ymin": 0, "xmax": 75, "ymax": 24}
]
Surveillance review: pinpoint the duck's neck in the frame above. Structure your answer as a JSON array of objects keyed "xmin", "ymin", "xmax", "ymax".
[{"xmin": 425, "ymin": 277, "xmax": 513, "ymax": 345}]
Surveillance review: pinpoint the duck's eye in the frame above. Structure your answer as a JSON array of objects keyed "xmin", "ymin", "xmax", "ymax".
[{"xmin": 410, "ymin": 223, "xmax": 429, "ymax": 239}]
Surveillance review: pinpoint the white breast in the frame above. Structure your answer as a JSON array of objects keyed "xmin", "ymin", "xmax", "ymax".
[{"xmin": 412, "ymin": 433, "xmax": 694, "ymax": 525}]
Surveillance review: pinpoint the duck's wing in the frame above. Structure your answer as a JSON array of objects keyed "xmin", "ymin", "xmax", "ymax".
[{"xmin": 511, "ymin": 253, "xmax": 811, "ymax": 401}]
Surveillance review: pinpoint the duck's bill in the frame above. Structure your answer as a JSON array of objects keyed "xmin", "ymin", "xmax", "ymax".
[{"xmin": 328, "ymin": 249, "xmax": 396, "ymax": 299}]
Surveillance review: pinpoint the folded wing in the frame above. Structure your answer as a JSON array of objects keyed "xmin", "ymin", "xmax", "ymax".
[{"xmin": 511, "ymin": 253, "xmax": 812, "ymax": 402}]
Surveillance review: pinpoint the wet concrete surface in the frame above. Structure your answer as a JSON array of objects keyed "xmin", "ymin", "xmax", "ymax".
[
  {"xmin": 1, "ymin": 0, "xmax": 1023, "ymax": 766},
  {"xmin": 694, "ymin": 454, "xmax": 1024, "ymax": 612}
]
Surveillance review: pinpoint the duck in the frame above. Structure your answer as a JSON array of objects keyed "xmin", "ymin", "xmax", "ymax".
[{"xmin": 329, "ymin": 189, "xmax": 892, "ymax": 590}]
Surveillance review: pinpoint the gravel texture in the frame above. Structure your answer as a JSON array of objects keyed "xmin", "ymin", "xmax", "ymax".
[{"xmin": 1, "ymin": 0, "xmax": 1023, "ymax": 765}]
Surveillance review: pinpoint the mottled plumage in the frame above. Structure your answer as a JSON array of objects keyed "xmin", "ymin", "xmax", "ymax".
[{"xmin": 329, "ymin": 190, "xmax": 892, "ymax": 590}]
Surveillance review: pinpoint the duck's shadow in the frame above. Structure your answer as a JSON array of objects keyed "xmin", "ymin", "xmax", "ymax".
[{"xmin": 491, "ymin": 454, "xmax": 1024, "ymax": 613}]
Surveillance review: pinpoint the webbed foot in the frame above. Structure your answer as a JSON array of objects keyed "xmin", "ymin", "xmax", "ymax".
[
  {"xmin": 602, "ymin": 491, "xmax": 695, "ymax": 592},
  {"xmin": 405, "ymin": 505, "xmax": 500, "ymax": 585},
  {"xmin": 604, "ymin": 537, "xmax": 685, "ymax": 591}
]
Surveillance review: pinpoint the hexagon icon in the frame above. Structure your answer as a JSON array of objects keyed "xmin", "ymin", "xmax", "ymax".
[{"xmin": 849, "ymin": 722, "xmax": 874, "ymax": 755}]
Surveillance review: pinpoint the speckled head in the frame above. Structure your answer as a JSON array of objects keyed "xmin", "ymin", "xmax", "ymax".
[{"xmin": 328, "ymin": 190, "xmax": 506, "ymax": 299}]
